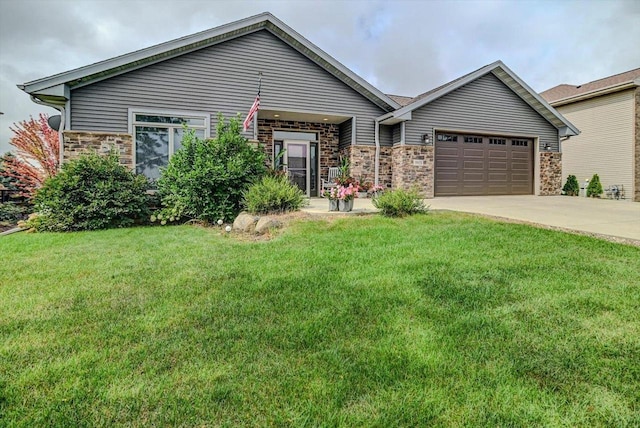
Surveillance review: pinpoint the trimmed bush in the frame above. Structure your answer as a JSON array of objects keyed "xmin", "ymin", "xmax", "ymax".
[
  {"xmin": 31, "ymin": 151, "xmax": 151, "ymax": 231},
  {"xmin": 562, "ymin": 174, "xmax": 580, "ymax": 196},
  {"xmin": 244, "ymin": 175, "xmax": 306, "ymax": 214},
  {"xmin": 586, "ymin": 173, "xmax": 603, "ymax": 198},
  {"xmin": 372, "ymin": 187, "xmax": 427, "ymax": 217},
  {"xmin": 156, "ymin": 115, "xmax": 266, "ymax": 223}
]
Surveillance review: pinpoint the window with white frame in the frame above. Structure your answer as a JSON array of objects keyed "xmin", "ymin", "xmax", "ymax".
[{"xmin": 131, "ymin": 110, "xmax": 209, "ymax": 180}]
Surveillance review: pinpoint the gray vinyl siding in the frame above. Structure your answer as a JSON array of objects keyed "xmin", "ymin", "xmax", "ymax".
[
  {"xmin": 379, "ymin": 124, "xmax": 393, "ymax": 146},
  {"xmin": 339, "ymin": 119, "xmax": 352, "ymax": 148},
  {"xmin": 405, "ymin": 73, "xmax": 559, "ymax": 150},
  {"xmin": 71, "ymin": 30, "xmax": 386, "ymax": 143},
  {"xmin": 392, "ymin": 123, "xmax": 401, "ymax": 144}
]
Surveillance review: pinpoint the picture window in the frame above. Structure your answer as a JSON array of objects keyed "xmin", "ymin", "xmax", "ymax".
[{"xmin": 132, "ymin": 111, "xmax": 208, "ymax": 180}]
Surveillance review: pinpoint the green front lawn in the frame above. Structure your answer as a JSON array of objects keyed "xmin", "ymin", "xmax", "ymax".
[{"xmin": 1, "ymin": 213, "xmax": 638, "ymax": 426}]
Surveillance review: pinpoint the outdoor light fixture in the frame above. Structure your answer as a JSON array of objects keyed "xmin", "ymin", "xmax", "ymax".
[
  {"xmin": 273, "ymin": 114, "xmax": 280, "ymax": 118},
  {"xmin": 544, "ymin": 144, "xmax": 551, "ymax": 151},
  {"xmin": 421, "ymin": 134, "xmax": 432, "ymax": 145}
]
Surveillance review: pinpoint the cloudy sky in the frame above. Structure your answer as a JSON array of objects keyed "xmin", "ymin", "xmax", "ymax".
[{"xmin": 0, "ymin": 0, "xmax": 638, "ymax": 154}]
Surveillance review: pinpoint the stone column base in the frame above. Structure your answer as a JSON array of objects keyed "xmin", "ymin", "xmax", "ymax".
[
  {"xmin": 539, "ymin": 152, "xmax": 562, "ymax": 195},
  {"xmin": 391, "ymin": 145, "xmax": 434, "ymax": 198}
]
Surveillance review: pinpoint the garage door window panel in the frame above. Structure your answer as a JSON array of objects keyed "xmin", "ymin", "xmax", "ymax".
[
  {"xmin": 437, "ymin": 134, "xmax": 458, "ymax": 142},
  {"xmin": 464, "ymin": 136, "xmax": 483, "ymax": 144}
]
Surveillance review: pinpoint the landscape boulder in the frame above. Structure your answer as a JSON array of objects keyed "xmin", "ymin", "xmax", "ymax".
[
  {"xmin": 255, "ymin": 216, "xmax": 282, "ymax": 235},
  {"xmin": 233, "ymin": 212, "xmax": 259, "ymax": 233}
]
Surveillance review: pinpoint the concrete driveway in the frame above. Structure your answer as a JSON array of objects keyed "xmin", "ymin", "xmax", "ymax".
[{"xmin": 427, "ymin": 195, "xmax": 640, "ymax": 241}]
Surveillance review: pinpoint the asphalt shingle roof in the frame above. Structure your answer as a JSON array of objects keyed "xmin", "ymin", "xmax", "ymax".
[{"xmin": 540, "ymin": 67, "xmax": 640, "ymax": 103}]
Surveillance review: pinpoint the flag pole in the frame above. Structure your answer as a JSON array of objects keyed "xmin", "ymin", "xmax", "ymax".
[
  {"xmin": 253, "ymin": 72, "xmax": 262, "ymax": 139},
  {"xmin": 243, "ymin": 72, "xmax": 262, "ymax": 134}
]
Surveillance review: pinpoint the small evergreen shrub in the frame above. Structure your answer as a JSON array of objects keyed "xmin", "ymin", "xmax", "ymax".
[
  {"xmin": 0, "ymin": 203, "xmax": 30, "ymax": 224},
  {"xmin": 562, "ymin": 174, "xmax": 580, "ymax": 196},
  {"xmin": 31, "ymin": 151, "xmax": 151, "ymax": 231},
  {"xmin": 156, "ymin": 115, "xmax": 266, "ymax": 223},
  {"xmin": 244, "ymin": 175, "xmax": 306, "ymax": 214},
  {"xmin": 586, "ymin": 173, "xmax": 603, "ymax": 198},
  {"xmin": 372, "ymin": 187, "xmax": 427, "ymax": 217}
]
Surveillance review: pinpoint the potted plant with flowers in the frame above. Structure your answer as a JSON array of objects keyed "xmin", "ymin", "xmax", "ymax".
[
  {"xmin": 338, "ymin": 182, "xmax": 357, "ymax": 212},
  {"xmin": 321, "ymin": 186, "xmax": 340, "ymax": 211},
  {"xmin": 358, "ymin": 180, "xmax": 371, "ymax": 198},
  {"xmin": 368, "ymin": 184, "xmax": 385, "ymax": 198}
]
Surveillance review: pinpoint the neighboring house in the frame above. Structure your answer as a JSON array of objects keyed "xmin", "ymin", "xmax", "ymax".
[
  {"xmin": 19, "ymin": 12, "xmax": 577, "ymax": 198},
  {"xmin": 541, "ymin": 68, "xmax": 640, "ymax": 202}
]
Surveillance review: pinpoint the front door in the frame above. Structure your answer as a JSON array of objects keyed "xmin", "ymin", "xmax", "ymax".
[{"xmin": 285, "ymin": 141, "xmax": 310, "ymax": 196}]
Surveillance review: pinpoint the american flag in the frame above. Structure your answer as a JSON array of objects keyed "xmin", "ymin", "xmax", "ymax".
[{"xmin": 243, "ymin": 95, "xmax": 260, "ymax": 132}]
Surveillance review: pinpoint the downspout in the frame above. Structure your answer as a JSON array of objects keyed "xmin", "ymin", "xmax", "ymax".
[
  {"xmin": 559, "ymin": 135, "xmax": 571, "ymax": 153},
  {"xmin": 30, "ymin": 95, "xmax": 66, "ymax": 170},
  {"xmin": 374, "ymin": 119, "xmax": 380, "ymax": 186}
]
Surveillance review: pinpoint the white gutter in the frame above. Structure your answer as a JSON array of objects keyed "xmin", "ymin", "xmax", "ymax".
[{"xmin": 374, "ymin": 119, "xmax": 380, "ymax": 186}]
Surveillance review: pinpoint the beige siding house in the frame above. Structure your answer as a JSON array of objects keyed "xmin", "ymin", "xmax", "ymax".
[{"xmin": 541, "ymin": 68, "xmax": 640, "ymax": 201}]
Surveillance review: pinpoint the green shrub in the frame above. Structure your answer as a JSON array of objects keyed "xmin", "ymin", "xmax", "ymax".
[
  {"xmin": 562, "ymin": 174, "xmax": 580, "ymax": 196},
  {"xmin": 244, "ymin": 175, "xmax": 306, "ymax": 214},
  {"xmin": 31, "ymin": 151, "xmax": 151, "ymax": 231},
  {"xmin": 0, "ymin": 203, "xmax": 30, "ymax": 224},
  {"xmin": 156, "ymin": 115, "xmax": 266, "ymax": 223},
  {"xmin": 586, "ymin": 173, "xmax": 603, "ymax": 198},
  {"xmin": 372, "ymin": 187, "xmax": 427, "ymax": 217}
]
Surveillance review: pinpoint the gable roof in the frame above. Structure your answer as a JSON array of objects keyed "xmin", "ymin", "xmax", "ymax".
[
  {"xmin": 540, "ymin": 67, "xmax": 640, "ymax": 106},
  {"xmin": 377, "ymin": 61, "xmax": 579, "ymax": 137},
  {"xmin": 18, "ymin": 12, "xmax": 400, "ymax": 112},
  {"xmin": 386, "ymin": 94, "xmax": 414, "ymax": 106}
]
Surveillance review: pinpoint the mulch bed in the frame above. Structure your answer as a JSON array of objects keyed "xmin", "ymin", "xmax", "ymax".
[{"xmin": 0, "ymin": 224, "xmax": 17, "ymax": 234}]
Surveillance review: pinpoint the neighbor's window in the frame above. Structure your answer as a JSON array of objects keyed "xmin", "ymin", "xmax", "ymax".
[{"xmin": 133, "ymin": 111, "xmax": 208, "ymax": 180}]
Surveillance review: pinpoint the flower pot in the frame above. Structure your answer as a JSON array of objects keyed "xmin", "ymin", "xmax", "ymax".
[
  {"xmin": 328, "ymin": 199, "xmax": 339, "ymax": 211},
  {"xmin": 339, "ymin": 199, "xmax": 353, "ymax": 212}
]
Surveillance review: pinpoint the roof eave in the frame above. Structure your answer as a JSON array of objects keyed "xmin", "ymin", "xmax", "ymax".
[
  {"xmin": 391, "ymin": 60, "xmax": 504, "ymax": 118},
  {"xmin": 21, "ymin": 14, "xmax": 273, "ymax": 94},
  {"xmin": 559, "ymin": 126, "xmax": 579, "ymax": 137},
  {"xmin": 490, "ymin": 64, "xmax": 580, "ymax": 136},
  {"xmin": 20, "ymin": 12, "xmax": 399, "ymax": 112},
  {"xmin": 388, "ymin": 60, "xmax": 579, "ymax": 136},
  {"xmin": 262, "ymin": 19, "xmax": 399, "ymax": 111},
  {"xmin": 549, "ymin": 80, "xmax": 639, "ymax": 107},
  {"xmin": 378, "ymin": 111, "xmax": 411, "ymax": 125}
]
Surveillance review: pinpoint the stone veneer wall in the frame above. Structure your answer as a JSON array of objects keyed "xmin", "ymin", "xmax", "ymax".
[
  {"xmin": 63, "ymin": 131, "xmax": 133, "ymax": 168},
  {"xmin": 391, "ymin": 145, "xmax": 434, "ymax": 198},
  {"xmin": 539, "ymin": 152, "xmax": 562, "ymax": 195},
  {"xmin": 379, "ymin": 147, "xmax": 393, "ymax": 189},
  {"xmin": 256, "ymin": 119, "xmax": 339, "ymax": 180},
  {"xmin": 635, "ymin": 87, "xmax": 640, "ymax": 202},
  {"xmin": 339, "ymin": 145, "xmax": 393, "ymax": 189}
]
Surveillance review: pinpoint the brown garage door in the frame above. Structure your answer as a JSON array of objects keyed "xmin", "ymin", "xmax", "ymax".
[{"xmin": 435, "ymin": 133, "xmax": 533, "ymax": 196}]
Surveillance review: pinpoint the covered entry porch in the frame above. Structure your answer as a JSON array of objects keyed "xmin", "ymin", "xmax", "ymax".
[{"xmin": 255, "ymin": 109, "xmax": 353, "ymax": 197}]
